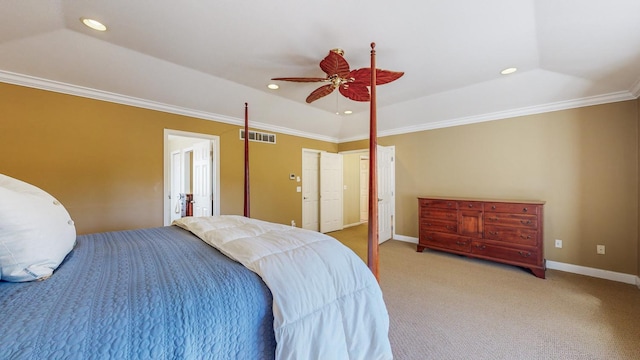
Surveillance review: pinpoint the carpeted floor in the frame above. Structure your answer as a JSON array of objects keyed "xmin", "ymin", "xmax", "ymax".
[{"xmin": 327, "ymin": 224, "xmax": 640, "ymax": 360}]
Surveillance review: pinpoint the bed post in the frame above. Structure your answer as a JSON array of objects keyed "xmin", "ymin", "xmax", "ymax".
[
  {"xmin": 368, "ymin": 43, "xmax": 379, "ymax": 281},
  {"xmin": 244, "ymin": 102, "xmax": 250, "ymax": 218}
]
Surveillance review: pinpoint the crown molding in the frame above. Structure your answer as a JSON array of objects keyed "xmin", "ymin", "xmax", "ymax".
[
  {"xmin": 630, "ymin": 77, "xmax": 640, "ymax": 99},
  {"xmin": 0, "ymin": 70, "xmax": 338, "ymax": 143},
  {"xmin": 3, "ymin": 70, "xmax": 635, "ymax": 145},
  {"xmin": 339, "ymin": 90, "xmax": 637, "ymax": 143}
]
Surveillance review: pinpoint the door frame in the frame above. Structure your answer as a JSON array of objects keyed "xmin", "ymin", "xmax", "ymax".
[
  {"xmin": 163, "ymin": 129, "xmax": 220, "ymax": 226},
  {"xmin": 339, "ymin": 147, "xmax": 396, "ymax": 242}
]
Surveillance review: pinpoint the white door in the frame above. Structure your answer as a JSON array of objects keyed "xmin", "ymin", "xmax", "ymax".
[
  {"xmin": 302, "ymin": 150, "xmax": 320, "ymax": 231},
  {"xmin": 192, "ymin": 140, "xmax": 212, "ymax": 217},
  {"xmin": 377, "ymin": 146, "xmax": 395, "ymax": 243},
  {"xmin": 320, "ymin": 152, "xmax": 343, "ymax": 233},
  {"xmin": 170, "ymin": 151, "xmax": 182, "ymax": 222}
]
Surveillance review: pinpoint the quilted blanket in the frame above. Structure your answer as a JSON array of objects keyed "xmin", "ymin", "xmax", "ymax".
[
  {"xmin": 0, "ymin": 226, "xmax": 276, "ymax": 359},
  {"xmin": 173, "ymin": 215, "xmax": 393, "ymax": 360}
]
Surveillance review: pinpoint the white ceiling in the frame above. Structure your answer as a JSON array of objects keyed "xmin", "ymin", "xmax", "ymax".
[{"xmin": 1, "ymin": 0, "xmax": 639, "ymax": 142}]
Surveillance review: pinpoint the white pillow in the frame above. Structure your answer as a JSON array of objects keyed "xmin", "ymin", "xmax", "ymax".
[{"xmin": 0, "ymin": 174, "xmax": 76, "ymax": 282}]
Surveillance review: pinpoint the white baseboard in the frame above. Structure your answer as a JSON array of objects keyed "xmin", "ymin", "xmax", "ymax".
[
  {"xmin": 539, "ymin": 261, "xmax": 638, "ymax": 285},
  {"xmin": 391, "ymin": 234, "xmax": 639, "ymax": 287},
  {"xmin": 343, "ymin": 221, "xmax": 366, "ymax": 229},
  {"xmin": 392, "ymin": 234, "xmax": 418, "ymax": 244}
]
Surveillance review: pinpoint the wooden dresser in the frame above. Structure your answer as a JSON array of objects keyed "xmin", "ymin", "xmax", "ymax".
[{"xmin": 417, "ymin": 196, "xmax": 545, "ymax": 278}]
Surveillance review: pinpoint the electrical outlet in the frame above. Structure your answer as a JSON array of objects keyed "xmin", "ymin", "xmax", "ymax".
[
  {"xmin": 596, "ymin": 245, "xmax": 605, "ymax": 255},
  {"xmin": 555, "ymin": 239, "xmax": 563, "ymax": 248}
]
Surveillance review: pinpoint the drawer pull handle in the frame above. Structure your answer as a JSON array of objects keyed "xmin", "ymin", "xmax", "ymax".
[
  {"xmin": 518, "ymin": 251, "xmax": 532, "ymax": 258},
  {"xmin": 474, "ymin": 244, "xmax": 486, "ymax": 249},
  {"xmin": 447, "ymin": 203, "xmax": 453, "ymax": 207},
  {"xmin": 521, "ymin": 220, "xmax": 532, "ymax": 225},
  {"xmin": 468, "ymin": 204, "xmax": 473, "ymax": 208},
  {"xmin": 488, "ymin": 231, "xmax": 498, "ymax": 236},
  {"xmin": 491, "ymin": 205, "xmax": 497, "ymax": 210},
  {"xmin": 489, "ymin": 217, "xmax": 498, "ymax": 221},
  {"xmin": 520, "ymin": 235, "xmax": 531, "ymax": 240},
  {"xmin": 455, "ymin": 241, "xmax": 466, "ymax": 246},
  {"xmin": 446, "ymin": 225, "xmax": 454, "ymax": 230},
  {"xmin": 523, "ymin": 207, "xmax": 528, "ymax": 212},
  {"xmin": 426, "ymin": 223, "xmax": 432, "ymax": 226}
]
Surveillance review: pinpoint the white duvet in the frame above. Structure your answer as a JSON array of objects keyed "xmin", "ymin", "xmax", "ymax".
[{"xmin": 172, "ymin": 215, "xmax": 392, "ymax": 360}]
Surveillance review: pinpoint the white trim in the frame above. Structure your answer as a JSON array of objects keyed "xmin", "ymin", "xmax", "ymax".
[
  {"xmin": 389, "ymin": 235, "xmax": 638, "ymax": 288},
  {"xmin": 0, "ymin": 70, "xmax": 338, "ymax": 143},
  {"xmin": 546, "ymin": 260, "xmax": 637, "ymax": 285},
  {"xmin": 339, "ymin": 91, "xmax": 637, "ymax": 143},
  {"xmin": 343, "ymin": 221, "xmax": 366, "ymax": 229},
  {"xmin": 630, "ymin": 77, "xmax": 640, "ymax": 98},
  {"xmin": 392, "ymin": 234, "xmax": 418, "ymax": 244},
  {"xmin": 164, "ymin": 129, "xmax": 221, "ymax": 226}
]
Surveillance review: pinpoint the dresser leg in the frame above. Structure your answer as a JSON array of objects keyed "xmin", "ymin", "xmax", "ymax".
[
  {"xmin": 530, "ymin": 267, "xmax": 546, "ymax": 279},
  {"xmin": 417, "ymin": 245, "xmax": 426, "ymax": 252}
]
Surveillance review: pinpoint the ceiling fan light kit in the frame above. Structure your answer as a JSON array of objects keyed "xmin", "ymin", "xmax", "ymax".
[{"xmin": 272, "ymin": 48, "xmax": 404, "ymax": 104}]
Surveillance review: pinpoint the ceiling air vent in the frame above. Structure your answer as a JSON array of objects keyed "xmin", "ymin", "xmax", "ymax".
[{"xmin": 240, "ymin": 129, "xmax": 276, "ymax": 144}]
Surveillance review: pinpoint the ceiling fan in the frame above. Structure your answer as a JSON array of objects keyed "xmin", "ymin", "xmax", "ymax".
[{"xmin": 272, "ymin": 49, "xmax": 404, "ymax": 103}]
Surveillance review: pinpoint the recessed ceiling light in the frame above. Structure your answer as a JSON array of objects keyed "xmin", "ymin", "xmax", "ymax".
[
  {"xmin": 267, "ymin": 84, "xmax": 279, "ymax": 90},
  {"xmin": 81, "ymin": 18, "xmax": 107, "ymax": 32},
  {"xmin": 501, "ymin": 67, "xmax": 517, "ymax": 75},
  {"xmin": 344, "ymin": 110, "xmax": 353, "ymax": 115}
]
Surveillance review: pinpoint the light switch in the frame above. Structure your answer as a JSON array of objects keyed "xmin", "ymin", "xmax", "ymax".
[
  {"xmin": 296, "ymin": 176, "xmax": 301, "ymax": 182},
  {"xmin": 296, "ymin": 186, "xmax": 301, "ymax": 192}
]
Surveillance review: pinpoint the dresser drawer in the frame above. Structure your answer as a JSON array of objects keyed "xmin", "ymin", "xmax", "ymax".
[
  {"xmin": 420, "ymin": 218, "xmax": 457, "ymax": 233},
  {"xmin": 420, "ymin": 207, "xmax": 457, "ymax": 221},
  {"xmin": 459, "ymin": 201, "xmax": 483, "ymax": 210},
  {"xmin": 420, "ymin": 232, "xmax": 471, "ymax": 253},
  {"xmin": 484, "ymin": 226, "xmax": 538, "ymax": 246},
  {"xmin": 471, "ymin": 241, "xmax": 538, "ymax": 265},
  {"xmin": 485, "ymin": 213, "xmax": 538, "ymax": 229},
  {"xmin": 485, "ymin": 202, "xmax": 539, "ymax": 214},
  {"xmin": 419, "ymin": 198, "xmax": 458, "ymax": 209}
]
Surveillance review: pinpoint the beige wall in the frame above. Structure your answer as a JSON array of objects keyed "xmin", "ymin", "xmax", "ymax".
[
  {"xmin": 0, "ymin": 82, "xmax": 336, "ymax": 234},
  {"xmin": 341, "ymin": 100, "xmax": 639, "ymax": 276},
  {"xmin": 342, "ymin": 151, "xmax": 366, "ymax": 226}
]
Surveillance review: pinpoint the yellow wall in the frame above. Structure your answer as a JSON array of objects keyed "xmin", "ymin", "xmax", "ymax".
[
  {"xmin": 341, "ymin": 100, "xmax": 639, "ymax": 275},
  {"xmin": 0, "ymin": 82, "xmax": 335, "ymax": 234}
]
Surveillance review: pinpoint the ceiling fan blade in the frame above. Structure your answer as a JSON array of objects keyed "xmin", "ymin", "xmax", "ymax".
[
  {"xmin": 271, "ymin": 77, "xmax": 328, "ymax": 82},
  {"xmin": 375, "ymin": 69, "xmax": 405, "ymax": 85},
  {"xmin": 319, "ymin": 51, "xmax": 351, "ymax": 78},
  {"xmin": 348, "ymin": 68, "xmax": 404, "ymax": 85},
  {"xmin": 306, "ymin": 84, "xmax": 336, "ymax": 103},
  {"xmin": 339, "ymin": 84, "xmax": 370, "ymax": 102}
]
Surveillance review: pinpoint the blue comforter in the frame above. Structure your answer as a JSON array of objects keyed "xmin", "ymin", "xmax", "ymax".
[{"xmin": 0, "ymin": 226, "xmax": 276, "ymax": 360}]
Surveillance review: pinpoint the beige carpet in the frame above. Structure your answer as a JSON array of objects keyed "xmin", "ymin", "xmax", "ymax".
[{"xmin": 327, "ymin": 225, "xmax": 640, "ymax": 360}]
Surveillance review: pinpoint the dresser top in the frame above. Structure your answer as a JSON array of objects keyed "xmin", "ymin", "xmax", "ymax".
[{"xmin": 418, "ymin": 196, "xmax": 545, "ymax": 205}]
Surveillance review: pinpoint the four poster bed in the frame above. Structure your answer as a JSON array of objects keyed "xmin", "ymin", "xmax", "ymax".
[{"xmin": 0, "ymin": 44, "xmax": 394, "ymax": 359}]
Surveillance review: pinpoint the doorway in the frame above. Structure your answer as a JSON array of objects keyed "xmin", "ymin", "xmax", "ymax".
[
  {"xmin": 163, "ymin": 129, "xmax": 220, "ymax": 226},
  {"xmin": 338, "ymin": 146, "xmax": 395, "ymax": 243},
  {"xmin": 302, "ymin": 146, "xmax": 395, "ymax": 242}
]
